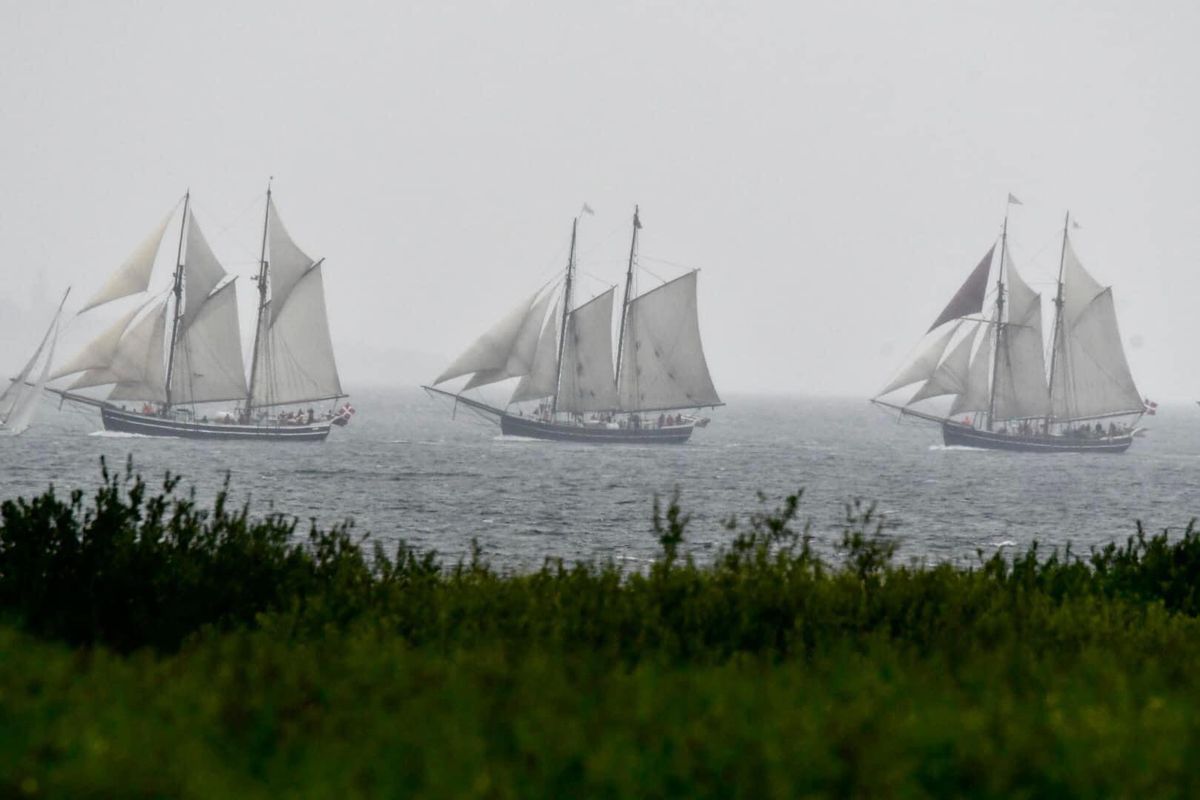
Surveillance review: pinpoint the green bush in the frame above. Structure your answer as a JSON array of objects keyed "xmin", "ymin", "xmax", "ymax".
[{"xmin": 3, "ymin": 465, "xmax": 1200, "ymax": 796}]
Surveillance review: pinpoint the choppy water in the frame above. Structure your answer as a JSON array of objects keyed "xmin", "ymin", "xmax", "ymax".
[{"xmin": 2, "ymin": 389, "xmax": 1198, "ymax": 569}]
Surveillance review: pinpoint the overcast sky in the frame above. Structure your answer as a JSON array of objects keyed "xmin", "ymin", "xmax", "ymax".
[{"xmin": 2, "ymin": 0, "xmax": 1197, "ymax": 399}]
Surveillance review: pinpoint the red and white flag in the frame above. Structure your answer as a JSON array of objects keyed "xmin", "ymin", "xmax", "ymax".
[{"xmin": 1143, "ymin": 398, "xmax": 1158, "ymax": 415}]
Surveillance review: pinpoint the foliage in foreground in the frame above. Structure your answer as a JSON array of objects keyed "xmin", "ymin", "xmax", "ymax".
[{"xmin": 2, "ymin": 463, "xmax": 1200, "ymax": 796}]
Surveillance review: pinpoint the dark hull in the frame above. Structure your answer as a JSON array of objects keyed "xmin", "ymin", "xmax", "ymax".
[
  {"xmin": 499, "ymin": 413, "xmax": 693, "ymax": 444},
  {"xmin": 100, "ymin": 406, "xmax": 332, "ymax": 442},
  {"xmin": 941, "ymin": 422, "xmax": 1132, "ymax": 454}
]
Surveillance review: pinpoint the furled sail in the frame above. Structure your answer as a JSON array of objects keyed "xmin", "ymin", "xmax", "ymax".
[
  {"xmin": 1048, "ymin": 237, "xmax": 1142, "ymax": 420},
  {"xmin": 991, "ymin": 254, "xmax": 1050, "ymax": 420},
  {"xmin": 616, "ymin": 271, "xmax": 720, "ymax": 411},
  {"xmin": 182, "ymin": 214, "xmax": 227, "ymax": 322},
  {"xmin": 949, "ymin": 324, "xmax": 994, "ymax": 416},
  {"xmin": 510, "ymin": 297, "xmax": 561, "ymax": 403},
  {"xmin": 556, "ymin": 288, "xmax": 619, "ymax": 413},
  {"xmin": 80, "ymin": 209, "xmax": 175, "ymax": 313},
  {"xmin": 462, "ymin": 291, "xmax": 555, "ymax": 391},
  {"xmin": 927, "ymin": 245, "xmax": 994, "ymax": 332},
  {"xmin": 908, "ymin": 322, "xmax": 979, "ymax": 404},
  {"xmin": 878, "ymin": 322, "xmax": 960, "ymax": 397},
  {"xmin": 170, "ymin": 281, "xmax": 247, "ymax": 404},
  {"xmin": 251, "ymin": 265, "xmax": 342, "ymax": 407}
]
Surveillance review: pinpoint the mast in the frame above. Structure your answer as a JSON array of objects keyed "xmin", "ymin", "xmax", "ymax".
[
  {"xmin": 985, "ymin": 212, "xmax": 1008, "ymax": 430},
  {"xmin": 1045, "ymin": 211, "xmax": 1071, "ymax": 427},
  {"xmin": 614, "ymin": 205, "xmax": 640, "ymax": 384},
  {"xmin": 245, "ymin": 179, "xmax": 273, "ymax": 414},
  {"xmin": 163, "ymin": 190, "xmax": 191, "ymax": 409},
  {"xmin": 550, "ymin": 217, "xmax": 577, "ymax": 417}
]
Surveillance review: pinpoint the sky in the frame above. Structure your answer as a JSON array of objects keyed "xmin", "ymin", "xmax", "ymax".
[{"xmin": 1, "ymin": 0, "xmax": 1198, "ymax": 399}]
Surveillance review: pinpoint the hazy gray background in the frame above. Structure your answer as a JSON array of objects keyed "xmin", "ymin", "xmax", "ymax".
[{"xmin": 2, "ymin": 1, "xmax": 1197, "ymax": 399}]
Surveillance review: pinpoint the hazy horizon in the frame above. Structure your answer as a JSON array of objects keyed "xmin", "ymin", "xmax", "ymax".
[{"xmin": 3, "ymin": 1, "xmax": 1198, "ymax": 401}]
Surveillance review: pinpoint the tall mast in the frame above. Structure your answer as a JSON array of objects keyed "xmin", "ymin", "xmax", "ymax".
[
  {"xmin": 163, "ymin": 190, "xmax": 191, "ymax": 409},
  {"xmin": 245, "ymin": 179, "xmax": 273, "ymax": 413},
  {"xmin": 1045, "ymin": 211, "xmax": 1071, "ymax": 426},
  {"xmin": 614, "ymin": 205, "xmax": 640, "ymax": 384},
  {"xmin": 550, "ymin": 217, "xmax": 577, "ymax": 417},
  {"xmin": 985, "ymin": 212, "xmax": 1008, "ymax": 430}
]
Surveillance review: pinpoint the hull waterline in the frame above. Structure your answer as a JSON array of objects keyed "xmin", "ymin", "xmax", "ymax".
[
  {"xmin": 100, "ymin": 405, "xmax": 332, "ymax": 442},
  {"xmin": 941, "ymin": 421, "xmax": 1132, "ymax": 454}
]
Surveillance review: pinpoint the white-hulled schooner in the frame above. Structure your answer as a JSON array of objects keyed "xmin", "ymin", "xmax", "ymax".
[
  {"xmin": 425, "ymin": 207, "xmax": 722, "ymax": 443},
  {"xmin": 49, "ymin": 185, "xmax": 351, "ymax": 441},
  {"xmin": 873, "ymin": 206, "xmax": 1145, "ymax": 453}
]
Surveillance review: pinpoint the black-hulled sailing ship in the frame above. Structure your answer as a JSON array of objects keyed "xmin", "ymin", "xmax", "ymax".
[
  {"xmin": 49, "ymin": 184, "xmax": 350, "ymax": 441},
  {"xmin": 873, "ymin": 204, "xmax": 1145, "ymax": 453},
  {"xmin": 425, "ymin": 207, "xmax": 722, "ymax": 443}
]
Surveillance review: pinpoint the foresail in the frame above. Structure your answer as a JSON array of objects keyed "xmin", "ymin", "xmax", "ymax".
[
  {"xmin": 170, "ymin": 281, "xmax": 247, "ymax": 404},
  {"xmin": 510, "ymin": 297, "xmax": 561, "ymax": 404},
  {"xmin": 616, "ymin": 271, "xmax": 720, "ymax": 411},
  {"xmin": 80, "ymin": 207, "xmax": 176, "ymax": 313},
  {"xmin": 50, "ymin": 301, "xmax": 148, "ymax": 380},
  {"xmin": 992, "ymin": 254, "xmax": 1050, "ymax": 420},
  {"xmin": 462, "ymin": 290, "xmax": 555, "ymax": 391},
  {"xmin": 251, "ymin": 264, "xmax": 342, "ymax": 407},
  {"xmin": 182, "ymin": 214, "xmax": 227, "ymax": 322},
  {"xmin": 0, "ymin": 291, "xmax": 68, "ymax": 431},
  {"xmin": 927, "ymin": 245, "xmax": 994, "ymax": 332},
  {"xmin": 435, "ymin": 290, "xmax": 541, "ymax": 385},
  {"xmin": 556, "ymin": 288, "xmax": 619, "ymax": 413},
  {"xmin": 908, "ymin": 323, "xmax": 979, "ymax": 404},
  {"xmin": 878, "ymin": 322, "xmax": 960, "ymax": 397},
  {"xmin": 105, "ymin": 299, "xmax": 169, "ymax": 402},
  {"xmin": 949, "ymin": 324, "xmax": 993, "ymax": 416}
]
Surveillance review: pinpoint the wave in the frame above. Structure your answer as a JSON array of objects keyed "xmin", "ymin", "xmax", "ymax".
[
  {"xmin": 927, "ymin": 445, "xmax": 987, "ymax": 452},
  {"xmin": 88, "ymin": 431, "xmax": 151, "ymax": 439}
]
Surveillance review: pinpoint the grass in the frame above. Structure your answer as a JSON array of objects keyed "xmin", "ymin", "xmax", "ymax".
[{"xmin": 2, "ymin": 459, "xmax": 1200, "ymax": 796}]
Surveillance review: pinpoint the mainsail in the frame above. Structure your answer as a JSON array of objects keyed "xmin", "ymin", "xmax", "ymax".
[
  {"xmin": 991, "ymin": 253, "xmax": 1049, "ymax": 420},
  {"xmin": 616, "ymin": 271, "xmax": 720, "ymax": 412},
  {"xmin": 247, "ymin": 196, "xmax": 343, "ymax": 408},
  {"xmin": 170, "ymin": 281, "xmax": 247, "ymax": 404},
  {"xmin": 1048, "ymin": 236, "xmax": 1142, "ymax": 420}
]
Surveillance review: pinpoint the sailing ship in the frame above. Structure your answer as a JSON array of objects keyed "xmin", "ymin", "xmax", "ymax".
[
  {"xmin": 49, "ymin": 184, "xmax": 350, "ymax": 441},
  {"xmin": 0, "ymin": 291, "xmax": 69, "ymax": 436},
  {"xmin": 425, "ymin": 207, "xmax": 721, "ymax": 443},
  {"xmin": 873, "ymin": 206, "xmax": 1145, "ymax": 453}
]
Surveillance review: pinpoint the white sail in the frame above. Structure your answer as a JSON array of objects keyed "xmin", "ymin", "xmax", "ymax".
[
  {"xmin": 266, "ymin": 197, "xmax": 315, "ymax": 320},
  {"xmin": 170, "ymin": 281, "xmax": 247, "ymax": 404},
  {"xmin": 556, "ymin": 288, "xmax": 619, "ymax": 413},
  {"xmin": 1049, "ymin": 238, "xmax": 1142, "ymax": 420},
  {"xmin": 949, "ymin": 324, "xmax": 994, "ymax": 416},
  {"xmin": 251, "ymin": 264, "xmax": 342, "ymax": 407},
  {"xmin": 878, "ymin": 322, "xmax": 960, "ymax": 397},
  {"xmin": 182, "ymin": 214, "xmax": 227, "ymax": 322},
  {"xmin": 510, "ymin": 297, "xmax": 561, "ymax": 403},
  {"xmin": 104, "ymin": 300, "xmax": 169, "ymax": 402},
  {"xmin": 462, "ymin": 290, "xmax": 555, "ymax": 391},
  {"xmin": 616, "ymin": 271, "xmax": 720, "ymax": 411},
  {"xmin": 1, "ymin": 293, "xmax": 67, "ymax": 433},
  {"xmin": 434, "ymin": 291, "xmax": 541, "ymax": 385},
  {"xmin": 992, "ymin": 255, "xmax": 1050, "ymax": 420},
  {"xmin": 908, "ymin": 323, "xmax": 978, "ymax": 404},
  {"xmin": 80, "ymin": 209, "xmax": 175, "ymax": 313},
  {"xmin": 51, "ymin": 301, "xmax": 148, "ymax": 380}
]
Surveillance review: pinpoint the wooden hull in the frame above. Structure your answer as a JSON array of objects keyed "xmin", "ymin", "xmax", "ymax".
[
  {"xmin": 941, "ymin": 421, "xmax": 1132, "ymax": 453},
  {"xmin": 100, "ymin": 406, "xmax": 332, "ymax": 442},
  {"xmin": 499, "ymin": 413, "xmax": 694, "ymax": 444}
]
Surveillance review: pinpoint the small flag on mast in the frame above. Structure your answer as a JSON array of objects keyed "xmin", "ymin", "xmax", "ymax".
[
  {"xmin": 580, "ymin": 203, "xmax": 595, "ymax": 216},
  {"xmin": 1071, "ymin": 220, "xmax": 1082, "ymax": 230},
  {"xmin": 1007, "ymin": 193, "xmax": 1023, "ymax": 206}
]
